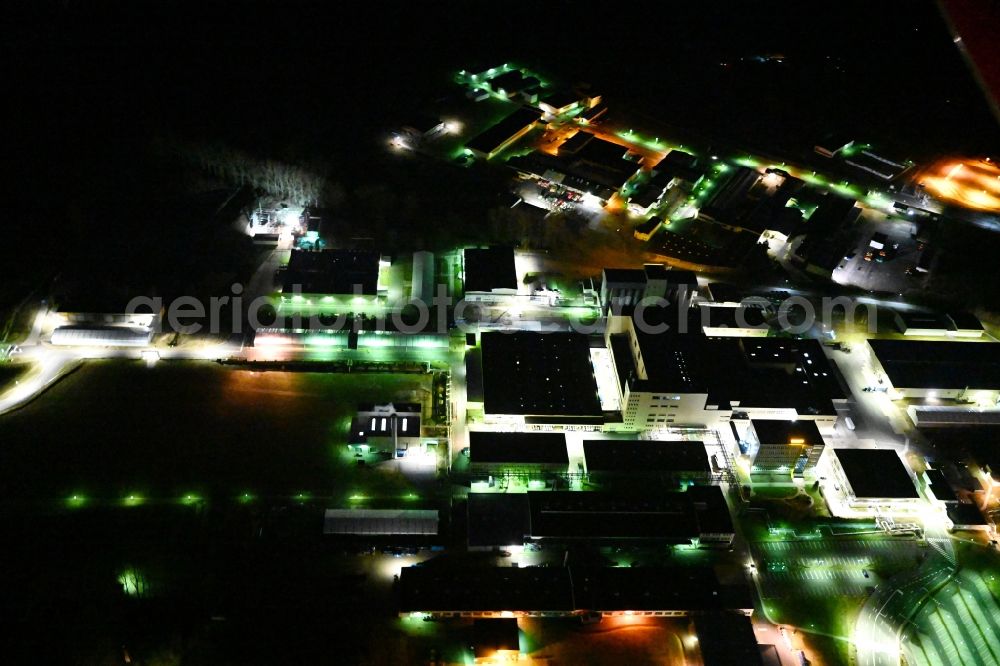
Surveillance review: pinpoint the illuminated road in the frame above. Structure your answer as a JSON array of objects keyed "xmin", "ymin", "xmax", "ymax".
[{"xmin": 855, "ymin": 556, "xmax": 956, "ymax": 666}]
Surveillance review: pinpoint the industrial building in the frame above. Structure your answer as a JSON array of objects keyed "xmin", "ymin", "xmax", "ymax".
[
  {"xmin": 537, "ymin": 90, "xmax": 600, "ymax": 118},
  {"xmin": 475, "ymin": 332, "xmax": 604, "ymax": 429},
  {"xmin": 466, "ymin": 107, "xmax": 541, "ymax": 159},
  {"xmin": 466, "ymin": 486, "xmax": 732, "ymax": 548},
  {"xmin": 471, "ymin": 619, "xmax": 520, "ymax": 663},
  {"xmin": 844, "ymin": 148, "xmax": 912, "ymax": 181},
  {"xmin": 468, "ymin": 431, "xmax": 570, "ymax": 478},
  {"xmin": 628, "ymin": 150, "xmax": 704, "ymax": 215},
  {"xmin": 828, "ymin": 448, "xmax": 920, "ymax": 509},
  {"xmin": 600, "ymin": 264, "xmax": 696, "ymax": 313},
  {"xmin": 633, "ymin": 215, "xmax": 663, "ymax": 241},
  {"xmin": 581, "ymin": 438, "xmax": 713, "ymax": 486},
  {"xmin": 814, "ymin": 134, "xmax": 855, "ymax": 158},
  {"xmin": 398, "ymin": 565, "xmax": 753, "ymax": 618},
  {"xmin": 790, "ymin": 194, "xmax": 861, "ymax": 278},
  {"xmin": 526, "ymin": 487, "xmax": 734, "ymax": 547},
  {"xmin": 691, "ymin": 612, "xmax": 766, "ymax": 666},
  {"xmin": 697, "ymin": 166, "xmax": 762, "ymax": 226},
  {"xmin": 867, "ymin": 339, "xmax": 1000, "ymax": 402},
  {"xmin": 894, "ymin": 310, "xmax": 958, "ymax": 337},
  {"xmin": 462, "ymin": 247, "xmax": 518, "ymax": 303},
  {"xmin": 697, "ymin": 303, "xmax": 770, "ymax": 337},
  {"xmin": 474, "ymin": 68, "xmax": 541, "ymax": 100},
  {"xmin": 323, "ymin": 509, "xmax": 439, "ymax": 536},
  {"xmin": 507, "ymin": 136, "xmax": 641, "ymax": 201},
  {"xmin": 280, "ymin": 249, "xmax": 385, "ymax": 299},
  {"xmin": 50, "ymin": 294, "xmax": 160, "ymax": 347},
  {"xmin": 50, "ymin": 326, "xmax": 154, "ymax": 347},
  {"xmin": 606, "ymin": 311, "xmax": 846, "ymax": 432},
  {"xmin": 467, "ymin": 493, "xmax": 531, "ymax": 550},
  {"xmin": 891, "ymin": 310, "xmax": 986, "ymax": 338},
  {"xmin": 410, "ymin": 250, "xmax": 435, "ymax": 304},
  {"xmin": 349, "ymin": 403, "xmax": 422, "ymax": 456},
  {"xmin": 734, "ymin": 418, "xmax": 826, "ymax": 479},
  {"xmin": 947, "ymin": 311, "xmax": 986, "ymax": 338}
]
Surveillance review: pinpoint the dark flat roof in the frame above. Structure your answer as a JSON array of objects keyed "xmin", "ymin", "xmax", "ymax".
[
  {"xmin": 470, "ymin": 431, "xmax": 568, "ymax": 465},
  {"xmin": 542, "ymin": 91, "xmax": 581, "ymax": 108},
  {"xmin": 472, "ymin": 619, "xmax": 519, "ymax": 657},
  {"xmin": 557, "ymin": 130, "xmax": 594, "ymax": 154},
  {"xmin": 694, "ymin": 612, "xmax": 764, "ymax": 666},
  {"xmin": 602, "ymin": 267, "xmax": 646, "ymax": 284},
  {"xmin": 751, "ymin": 420, "xmax": 823, "ymax": 447},
  {"xmin": 834, "ymin": 449, "xmax": 918, "ymax": 499},
  {"xmin": 399, "ymin": 566, "xmax": 574, "ymax": 613},
  {"xmin": 699, "ymin": 305, "xmax": 768, "ymax": 330},
  {"xmin": 699, "ymin": 166, "xmax": 760, "ymax": 221},
  {"xmin": 947, "ymin": 502, "xmax": 988, "ymax": 526},
  {"xmin": 488, "ymin": 69, "xmax": 528, "ymax": 92},
  {"xmin": 466, "ymin": 108, "xmax": 539, "ymax": 154},
  {"xmin": 527, "ymin": 487, "xmax": 731, "ymax": 542},
  {"xmin": 283, "ymin": 249, "xmax": 380, "ymax": 295},
  {"xmin": 662, "ymin": 268, "xmax": 697, "ymax": 285},
  {"xmin": 400, "ymin": 565, "xmax": 751, "ymax": 614},
  {"xmin": 869, "ymin": 339, "xmax": 1000, "ymax": 390},
  {"xmin": 583, "ymin": 439, "xmax": 709, "ymax": 474},
  {"xmin": 464, "ymin": 246, "xmax": 517, "ymax": 293},
  {"xmin": 572, "ymin": 567, "xmax": 753, "ymax": 613},
  {"xmin": 706, "ymin": 283, "xmax": 743, "ymax": 303},
  {"xmin": 948, "ymin": 312, "xmax": 984, "ymax": 331},
  {"xmin": 465, "ymin": 348, "xmax": 485, "ymax": 403},
  {"xmin": 806, "ymin": 194, "xmax": 859, "ymax": 231},
  {"xmin": 481, "ymin": 332, "xmax": 602, "ymax": 418},
  {"xmin": 624, "ymin": 332, "xmax": 844, "ymax": 415},
  {"xmin": 467, "ymin": 493, "xmax": 531, "ymax": 548},
  {"xmin": 925, "ymin": 468, "xmax": 957, "ymax": 502},
  {"xmin": 895, "ymin": 310, "xmax": 954, "ymax": 330},
  {"xmin": 628, "ymin": 181, "xmax": 664, "ymax": 208}
]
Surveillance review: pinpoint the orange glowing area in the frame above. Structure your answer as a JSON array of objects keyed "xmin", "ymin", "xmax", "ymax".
[{"xmin": 918, "ymin": 159, "xmax": 1000, "ymax": 212}]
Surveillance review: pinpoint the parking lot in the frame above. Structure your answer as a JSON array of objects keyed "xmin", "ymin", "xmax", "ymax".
[
  {"xmin": 831, "ymin": 211, "xmax": 923, "ymax": 294},
  {"xmin": 753, "ymin": 537, "xmax": 922, "ymax": 600}
]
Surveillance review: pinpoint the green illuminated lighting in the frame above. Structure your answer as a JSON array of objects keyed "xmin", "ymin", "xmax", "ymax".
[
  {"xmin": 348, "ymin": 494, "xmax": 367, "ymax": 502},
  {"xmin": 181, "ymin": 494, "xmax": 201, "ymax": 505},
  {"xmin": 118, "ymin": 569, "xmax": 145, "ymax": 597},
  {"xmin": 123, "ymin": 494, "xmax": 144, "ymax": 506},
  {"xmin": 66, "ymin": 494, "xmax": 87, "ymax": 508},
  {"xmin": 305, "ymin": 335, "xmax": 341, "ymax": 347},
  {"xmin": 239, "ymin": 492, "xmax": 254, "ymax": 504}
]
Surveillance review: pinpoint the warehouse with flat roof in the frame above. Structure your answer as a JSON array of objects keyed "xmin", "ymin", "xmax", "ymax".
[
  {"xmin": 398, "ymin": 565, "xmax": 753, "ymax": 617},
  {"xmin": 867, "ymin": 339, "xmax": 1000, "ymax": 400},
  {"xmin": 462, "ymin": 247, "xmax": 518, "ymax": 301},
  {"xmin": 830, "ymin": 448, "xmax": 919, "ymax": 508},
  {"xmin": 526, "ymin": 486, "xmax": 733, "ymax": 546},
  {"xmin": 467, "ymin": 493, "xmax": 531, "ymax": 549},
  {"xmin": 479, "ymin": 332, "xmax": 604, "ymax": 428},
  {"xmin": 469, "ymin": 431, "xmax": 569, "ymax": 477},
  {"xmin": 582, "ymin": 439, "xmax": 711, "ymax": 484},
  {"xmin": 466, "ymin": 107, "xmax": 541, "ymax": 159}
]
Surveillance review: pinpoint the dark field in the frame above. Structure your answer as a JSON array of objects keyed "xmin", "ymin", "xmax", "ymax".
[{"xmin": 0, "ymin": 361, "xmax": 431, "ymax": 502}]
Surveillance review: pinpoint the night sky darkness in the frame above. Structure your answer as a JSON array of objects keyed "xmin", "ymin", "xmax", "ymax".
[{"xmin": 5, "ymin": 0, "xmax": 996, "ymax": 309}]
